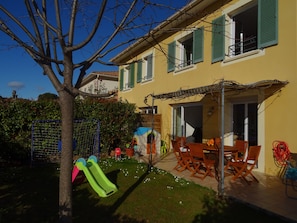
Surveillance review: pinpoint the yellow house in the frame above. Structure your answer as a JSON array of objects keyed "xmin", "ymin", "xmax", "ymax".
[{"xmin": 111, "ymin": 0, "xmax": 296, "ymax": 176}]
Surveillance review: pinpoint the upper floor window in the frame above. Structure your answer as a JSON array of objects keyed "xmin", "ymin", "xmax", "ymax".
[
  {"xmin": 178, "ymin": 34, "xmax": 193, "ymax": 69},
  {"xmin": 228, "ymin": 3, "xmax": 258, "ymax": 56},
  {"xmin": 137, "ymin": 53, "xmax": 153, "ymax": 83},
  {"xmin": 212, "ymin": 0, "xmax": 278, "ymax": 63},
  {"xmin": 167, "ymin": 27, "xmax": 204, "ymax": 73},
  {"xmin": 120, "ymin": 63, "xmax": 135, "ymax": 91}
]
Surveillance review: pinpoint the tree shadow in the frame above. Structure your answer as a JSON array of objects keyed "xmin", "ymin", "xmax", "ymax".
[
  {"xmin": 192, "ymin": 192, "xmax": 289, "ymax": 223},
  {"xmin": 73, "ymin": 166, "xmax": 150, "ymax": 222},
  {"xmin": 0, "ymin": 164, "xmax": 59, "ymax": 222}
]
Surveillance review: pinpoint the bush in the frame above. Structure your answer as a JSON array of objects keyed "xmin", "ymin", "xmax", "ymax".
[{"xmin": 0, "ymin": 97, "xmax": 139, "ymax": 163}]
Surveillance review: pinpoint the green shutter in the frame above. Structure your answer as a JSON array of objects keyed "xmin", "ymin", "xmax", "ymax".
[
  {"xmin": 212, "ymin": 15, "xmax": 225, "ymax": 63},
  {"xmin": 167, "ymin": 41, "xmax": 176, "ymax": 72},
  {"xmin": 137, "ymin": 60, "xmax": 142, "ymax": 83},
  {"xmin": 120, "ymin": 68, "xmax": 124, "ymax": 91},
  {"xmin": 130, "ymin": 63, "xmax": 135, "ymax": 88},
  {"xmin": 258, "ymin": 0, "xmax": 278, "ymax": 48},
  {"xmin": 193, "ymin": 27, "xmax": 204, "ymax": 64}
]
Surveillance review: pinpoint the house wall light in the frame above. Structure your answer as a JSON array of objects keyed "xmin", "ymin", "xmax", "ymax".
[{"xmin": 207, "ymin": 106, "xmax": 215, "ymax": 116}]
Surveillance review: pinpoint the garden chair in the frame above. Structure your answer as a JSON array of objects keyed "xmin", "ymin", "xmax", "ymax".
[
  {"xmin": 187, "ymin": 143, "xmax": 205, "ymax": 178},
  {"xmin": 187, "ymin": 143, "xmax": 215, "ymax": 179},
  {"xmin": 284, "ymin": 159, "xmax": 297, "ymax": 199},
  {"xmin": 233, "ymin": 140, "xmax": 249, "ymax": 162},
  {"xmin": 225, "ymin": 145, "xmax": 261, "ymax": 184},
  {"xmin": 172, "ymin": 139, "xmax": 188, "ymax": 172},
  {"xmin": 213, "ymin": 137, "xmax": 236, "ymax": 164}
]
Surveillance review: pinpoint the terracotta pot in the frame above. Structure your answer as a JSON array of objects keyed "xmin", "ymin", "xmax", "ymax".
[{"xmin": 126, "ymin": 148, "xmax": 134, "ymax": 157}]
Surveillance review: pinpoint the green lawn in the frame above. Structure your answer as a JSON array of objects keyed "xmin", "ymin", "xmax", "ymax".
[{"xmin": 0, "ymin": 158, "xmax": 289, "ymax": 223}]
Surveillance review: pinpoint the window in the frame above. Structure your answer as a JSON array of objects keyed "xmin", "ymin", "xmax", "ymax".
[
  {"xmin": 137, "ymin": 53, "xmax": 153, "ymax": 83},
  {"xmin": 120, "ymin": 63, "xmax": 135, "ymax": 91},
  {"xmin": 212, "ymin": 0, "xmax": 278, "ymax": 62},
  {"xmin": 178, "ymin": 34, "xmax": 193, "ymax": 69},
  {"xmin": 167, "ymin": 27, "xmax": 204, "ymax": 72},
  {"xmin": 139, "ymin": 106, "xmax": 157, "ymax": 114}
]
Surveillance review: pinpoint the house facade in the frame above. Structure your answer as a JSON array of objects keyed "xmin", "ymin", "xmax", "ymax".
[
  {"xmin": 111, "ymin": 0, "xmax": 297, "ymax": 176},
  {"xmin": 79, "ymin": 71, "xmax": 118, "ymax": 96}
]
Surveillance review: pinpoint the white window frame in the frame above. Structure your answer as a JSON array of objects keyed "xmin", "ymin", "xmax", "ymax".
[
  {"xmin": 142, "ymin": 53, "xmax": 153, "ymax": 82},
  {"xmin": 224, "ymin": 0, "xmax": 259, "ymax": 59},
  {"xmin": 123, "ymin": 66, "xmax": 131, "ymax": 90},
  {"xmin": 177, "ymin": 33, "xmax": 193, "ymax": 69}
]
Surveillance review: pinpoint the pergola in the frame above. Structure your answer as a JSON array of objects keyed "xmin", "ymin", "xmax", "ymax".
[{"xmin": 145, "ymin": 79, "xmax": 288, "ymax": 196}]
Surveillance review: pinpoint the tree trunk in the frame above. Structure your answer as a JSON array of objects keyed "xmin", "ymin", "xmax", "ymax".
[{"xmin": 58, "ymin": 90, "xmax": 74, "ymax": 223}]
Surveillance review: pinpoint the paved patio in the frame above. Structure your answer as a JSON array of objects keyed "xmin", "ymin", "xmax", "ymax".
[{"xmin": 139, "ymin": 152, "xmax": 297, "ymax": 223}]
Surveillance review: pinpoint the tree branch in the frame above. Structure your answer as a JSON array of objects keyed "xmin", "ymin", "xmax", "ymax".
[{"xmin": 67, "ymin": 0, "xmax": 107, "ymax": 52}]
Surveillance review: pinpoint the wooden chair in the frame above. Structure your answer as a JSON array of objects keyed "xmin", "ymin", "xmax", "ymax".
[
  {"xmin": 171, "ymin": 139, "xmax": 189, "ymax": 172},
  {"xmin": 187, "ymin": 143, "xmax": 215, "ymax": 179},
  {"xmin": 233, "ymin": 140, "xmax": 249, "ymax": 161},
  {"xmin": 213, "ymin": 137, "xmax": 235, "ymax": 164},
  {"xmin": 225, "ymin": 145, "xmax": 261, "ymax": 184},
  {"xmin": 175, "ymin": 136, "xmax": 186, "ymax": 147},
  {"xmin": 172, "ymin": 140, "xmax": 185, "ymax": 172},
  {"xmin": 187, "ymin": 143, "xmax": 205, "ymax": 178}
]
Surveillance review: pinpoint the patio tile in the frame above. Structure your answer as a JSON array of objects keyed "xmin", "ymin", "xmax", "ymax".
[{"xmin": 143, "ymin": 152, "xmax": 297, "ymax": 223}]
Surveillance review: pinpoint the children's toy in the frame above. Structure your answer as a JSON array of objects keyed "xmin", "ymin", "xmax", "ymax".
[{"xmin": 72, "ymin": 155, "xmax": 118, "ymax": 197}]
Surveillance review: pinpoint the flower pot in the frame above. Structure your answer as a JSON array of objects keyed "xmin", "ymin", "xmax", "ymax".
[{"xmin": 126, "ymin": 148, "xmax": 134, "ymax": 157}]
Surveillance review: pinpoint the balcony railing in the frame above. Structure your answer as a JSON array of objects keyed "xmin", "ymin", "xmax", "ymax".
[
  {"xmin": 176, "ymin": 59, "xmax": 193, "ymax": 69},
  {"xmin": 228, "ymin": 36, "xmax": 257, "ymax": 57}
]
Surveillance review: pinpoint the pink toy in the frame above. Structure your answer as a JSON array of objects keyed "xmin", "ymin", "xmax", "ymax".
[{"xmin": 72, "ymin": 165, "xmax": 80, "ymax": 183}]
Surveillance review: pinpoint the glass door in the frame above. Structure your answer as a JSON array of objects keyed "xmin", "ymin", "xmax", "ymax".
[{"xmin": 172, "ymin": 106, "xmax": 184, "ymax": 138}]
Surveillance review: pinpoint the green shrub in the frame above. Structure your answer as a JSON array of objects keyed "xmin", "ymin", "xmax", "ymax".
[{"xmin": 0, "ymin": 97, "xmax": 139, "ymax": 163}]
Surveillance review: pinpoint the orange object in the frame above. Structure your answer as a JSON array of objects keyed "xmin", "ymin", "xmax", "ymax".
[{"xmin": 207, "ymin": 138, "xmax": 214, "ymax": 146}]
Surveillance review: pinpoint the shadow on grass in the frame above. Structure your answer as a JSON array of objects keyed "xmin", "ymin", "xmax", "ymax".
[
  {"xmin": 73, "ymin": 165, "xmax": 150, "ymax": 222},
  {"xmin": 192, "ymin": 192, "xmax": 289, "ymax": 223},
  {"xmin": 0, "ymin": 164, "xmax": 59, "ymax": 222}
]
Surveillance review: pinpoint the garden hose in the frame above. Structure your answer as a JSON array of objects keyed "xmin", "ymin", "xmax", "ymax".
[{"xmin": 272, "ymin": 140, "xmax": 291, "ymax": 167}]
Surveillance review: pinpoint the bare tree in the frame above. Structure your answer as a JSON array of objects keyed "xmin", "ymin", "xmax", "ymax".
[{"xmin": 0, "ymin": 0, "xmax": 187, "ymax": 222}]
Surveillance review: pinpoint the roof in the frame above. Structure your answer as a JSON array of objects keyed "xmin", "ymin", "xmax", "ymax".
[
  {"xmin": 150, "ymin": 80, "xmax": 289, "ymax": 100},
  {"xmin": 81, "ymin": 71, "xmax": 118, "ymax": 86},
  {"xmin": 111, "ymin": 0, "xmax": 218, "ymax": 64}
]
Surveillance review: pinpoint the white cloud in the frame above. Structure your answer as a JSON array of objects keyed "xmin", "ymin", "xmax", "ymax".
[{"xmin": 8, "ymin": 81, "xmax": 25, "ymax": 90}]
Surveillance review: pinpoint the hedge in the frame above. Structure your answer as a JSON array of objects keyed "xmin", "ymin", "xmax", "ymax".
[{"xmin": 0, "ymin": 97, "xmax": 139, "ymax": 163}]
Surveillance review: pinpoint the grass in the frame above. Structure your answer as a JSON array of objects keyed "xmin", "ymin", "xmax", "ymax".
[{"xmin": 0, "ymin": 157, "xmax": 290, "ymax": 223}]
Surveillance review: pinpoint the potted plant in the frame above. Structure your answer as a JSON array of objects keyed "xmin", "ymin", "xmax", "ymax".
[{"xmin": 125, "ymin": 138, "xmax": 136, "ymax": 157}]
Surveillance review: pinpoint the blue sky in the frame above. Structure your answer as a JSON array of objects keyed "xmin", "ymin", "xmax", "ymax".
[{"xmin": 0, "ymin": 1, "xmax": 188, "ymax": 100}]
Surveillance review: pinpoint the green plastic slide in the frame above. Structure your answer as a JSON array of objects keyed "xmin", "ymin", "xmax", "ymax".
[{"xmin": 75, "ymin": 156, "xmax": 118, "ymax": 197}]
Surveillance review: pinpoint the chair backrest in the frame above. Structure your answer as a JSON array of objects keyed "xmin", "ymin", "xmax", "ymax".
[
  {"xmin": 187, "ymin": 143, "xmax": 204, "ymax": 159},
  {"xmin": 246, "ymin": 145, "xmax": 261, "ymax": 164},
  {"xmin": 171, "ymin": 140, "xmax": 179, "ymax": 152},
  {"xmin": 235, "ymin": 140, "xmax": 249, "ymax": 154},
  {"xmin": 175, "ymin": 136, "xmax": 186, "ymax": 147},
  {"xmin": 214, "ymin": 137, "xmax": 221, "ymax": 150}
]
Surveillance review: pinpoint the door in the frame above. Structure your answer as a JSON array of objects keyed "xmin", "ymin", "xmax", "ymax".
[
  {"xmin": 173, "ymin": 106, "xmax": 184, "ymax": 138},
  {"xmin": 172, "ymin": 104, "xmax": 203, "ymax": 142},
  {"xmin": 233, "ymin": 103, "xmax": 258, "ymax": 146}
]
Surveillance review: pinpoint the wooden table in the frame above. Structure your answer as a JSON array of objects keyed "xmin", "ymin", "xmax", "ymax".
[
  {"xmin": 202, "ymin": 144, "xmax": 238, "ymax": 153},
  {"xmin": 201, "ymin": 144, "xmax": 239, "ymax": 180}
]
